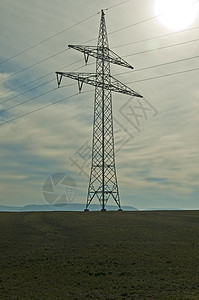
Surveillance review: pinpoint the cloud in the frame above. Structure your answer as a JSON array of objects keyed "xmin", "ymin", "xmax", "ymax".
[
  {"xmin": 0, "ymin": 73, "xmax": 16, "ymax": 101},
  {"xmin": 0, "ymin": 0, "xmax": 199, "ymax": 209}
]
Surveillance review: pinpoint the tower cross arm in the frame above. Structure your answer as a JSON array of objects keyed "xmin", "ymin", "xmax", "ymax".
[
  {"xmin": 110, "ymin": 75, "xmax": 143, "ymax": 97},
  {"xmin": 68, "ymin": 44, "xmax": 134, "ymax": 69},
  {"xmin": 56, "ymin": 71, "xmax": 96, "ymax": 91},
  {"xmin": 56, "ymin": 71, "xmax": 143, "ymax": 98}
]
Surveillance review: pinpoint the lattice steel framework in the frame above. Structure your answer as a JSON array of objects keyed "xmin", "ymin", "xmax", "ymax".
[{"xmin": 56, "ymin": 10, "xmax": 143, "ymax": 211}]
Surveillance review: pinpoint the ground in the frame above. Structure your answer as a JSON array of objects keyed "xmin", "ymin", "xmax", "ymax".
[{"xmin": 0, "ymin": 210, "xmax": 199, "ymax": 299}]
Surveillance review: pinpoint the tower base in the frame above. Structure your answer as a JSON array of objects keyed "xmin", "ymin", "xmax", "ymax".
[{"xmin": 101, "ymin": 208, "xmax": 106, "ymax": 212}]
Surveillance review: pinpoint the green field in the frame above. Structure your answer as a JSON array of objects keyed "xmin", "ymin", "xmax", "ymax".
[{"xmin": 0, "ymin": 211, "xmax": 199, "ymax": 299}]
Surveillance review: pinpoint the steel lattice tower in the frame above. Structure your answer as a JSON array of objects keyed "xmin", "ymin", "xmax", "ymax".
[{"xmin": 56, "ymin": 10, "xmax": 143, "ymax": 211}]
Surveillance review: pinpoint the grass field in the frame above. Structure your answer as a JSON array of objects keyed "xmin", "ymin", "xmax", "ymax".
[{"xmin": 0, "ymin": 211, "xmax": 199, "ymax": 299}]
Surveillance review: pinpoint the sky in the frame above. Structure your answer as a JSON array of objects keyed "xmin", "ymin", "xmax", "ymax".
[{"xmin": 0, "ymin": 0, "xmax": 199, "ymax": 210}]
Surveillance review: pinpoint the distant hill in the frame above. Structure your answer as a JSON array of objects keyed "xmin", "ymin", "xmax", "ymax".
[
  {"xmin": 0, "ymin": 203, "xmax": 138, "ymax": 212},
  {"xmin": 0, "ymin": 205, "xmax": 21, "ymax": 212},
  {"xmin": 142, "ymin": 208, "xmax": 182, "ymax": 211}
]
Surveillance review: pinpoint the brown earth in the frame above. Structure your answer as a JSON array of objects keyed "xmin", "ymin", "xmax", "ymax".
[{"xmin": 0, "ymin": 210, "xmax": 199, "ymax": 299}]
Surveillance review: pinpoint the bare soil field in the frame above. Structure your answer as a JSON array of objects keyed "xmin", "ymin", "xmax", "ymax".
[{"xmin": 0, "ymin": 210, "xmax": 199, "ymax": 299}]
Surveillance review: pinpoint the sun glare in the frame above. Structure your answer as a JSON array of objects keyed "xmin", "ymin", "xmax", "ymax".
[{"xmin": 154, "ymin": 0, "xmax": 199, "ymax": 31}]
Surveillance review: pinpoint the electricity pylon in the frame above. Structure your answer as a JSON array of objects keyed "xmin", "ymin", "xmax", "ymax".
[{"xmin": 56, "ymin": 9, "xmax": 143, "ymax": 211}]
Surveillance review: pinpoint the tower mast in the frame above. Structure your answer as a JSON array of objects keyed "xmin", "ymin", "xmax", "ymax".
[{"xmin": 56, "ymin": 10, "xmax": 143, "ymax": 211}]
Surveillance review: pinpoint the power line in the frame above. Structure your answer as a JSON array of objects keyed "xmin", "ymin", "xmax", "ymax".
[
  {"xmin": 106, "ymin": 0, "xmax": 131, "ymax": 10},
  {"xmin": 113, "ymin": 25, "xmax": 199, "ymax": 49},
  {"xmin": 0, "ymin": 79, "xmax": 55, "ymax": 105},
  {"xmin": 0, "ymin": 59, "xmax": 83, "ymax": 99},
  {"xmin": 1, "ymin": 8, "xmax": 199, "ymax": 116},
  {"xmin": 1, "ymin": 34, "xmax": 198, "ymax": 87},
  {"xmin": 110, "ymin": 0, "xmax": 199, "ymax": 45},
  {"xmin": 109, "ymin": 0, "xmax": 199, "ymax": 38},
  {"xmin": 127, "ymin": 66, "xmax": 199, "ymax": 84},
  {"xmin": 2, "ymin": 31, "xmax": 199, "ymax": 102},
  {"xmin": 109, "ymin": 15, "xmax": 158, "ymax": 36},
  {"xmin": 0, "ymin": 91, "xmax": 92, "ymax": 126},
  {"xmin": 2, "ymin": 35, "xmax": 199, "ymax": 109},
  {"xmin": 84, "ymin": 14, "xmax": 160, "ymax": 44},
  {"xmin": 1, "ymin": 11, "xmax": 199, "ymax": 90},
  {"xmin": 0, "ymin": 82, "xmax": 77, "ymax": 113},
  {"xmin": 2, "ymin": 51, "xmax": 199, "ymax": 112},
  {"xmin": 1, "ymin": 64, "xmax": 199, "ymax": 125},
  {"xmin": 0, "ymin": 13, "xmax": 98, "ymax": 66},
  {"xmin": 0, "ymin": 88, "xmax": 57, "ymax": 113},
  {"xmin": 2, "ymin": 53, "xmax": 199, "ymax": 112},
  {"xmin": 0, "ymin": 49, "xmax": 67, "ymax": 83},
  {"xmin": 0, "ymin": 62, "xmax": 91, "ymax": 106},
  {"xmin": 2, "ymin": 0, "xmax": 199, "ymax": 68},
  {"xmin": 0, "ymin": 1, "xmax": 138, "ymax": 68},
  {"xmin": 114, "ymin": 54, "xmax": 199, "ymax": 77},
  {"xmin": 0, "ymin": 1, "xmax": 132, "ymax": 67},
  {"xmin": 0, "ymin": 0, "xmax": 137, "ymax": 67},
  {"xmin": 124, "ymin": 37, "xmax": 199, "ymax": 57},
  {"xmin": 1, "ymin": 0, "xmax": 199, "ymax": 74}
]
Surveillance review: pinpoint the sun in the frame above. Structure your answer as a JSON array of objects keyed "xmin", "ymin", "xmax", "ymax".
[{"xmin": 154, "ymin": 0, "xmax": 199, "ymax": 31}]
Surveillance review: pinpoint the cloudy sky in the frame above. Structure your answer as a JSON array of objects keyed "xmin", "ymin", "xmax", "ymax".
[{"xmin": 0, "ymin": 0, "xmax": 199, "ymax": 210}]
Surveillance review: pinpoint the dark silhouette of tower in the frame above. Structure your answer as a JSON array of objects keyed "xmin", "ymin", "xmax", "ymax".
[{"xmin": 56, "ymin": 10, "xmax": 143, "ymax": 211}]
